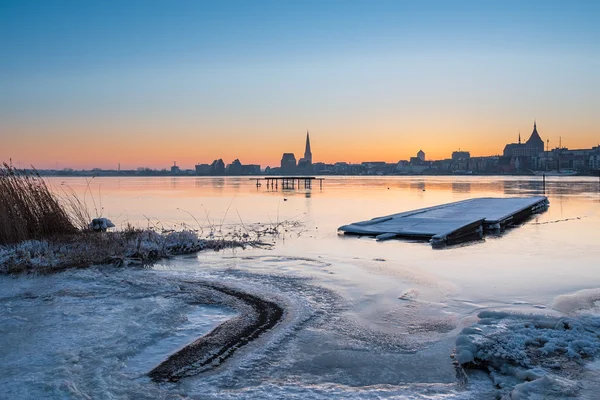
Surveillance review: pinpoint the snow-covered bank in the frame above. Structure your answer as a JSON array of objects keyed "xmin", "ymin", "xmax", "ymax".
[
  {"xmin": 0, "ymin": 229, "xmax": 273, "ymax": 274},
  {"xmin": 0, "ymin": 230, "xmax": 205, "ymax": 274},
  {"xmin": 455, "ymin": 293, "xmax": 600, "ymax": 399}
]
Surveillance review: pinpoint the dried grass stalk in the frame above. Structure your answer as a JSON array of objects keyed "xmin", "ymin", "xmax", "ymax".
[{"xmin": 0, "ymin": 163, "xmax": 81, "ymax": 244}]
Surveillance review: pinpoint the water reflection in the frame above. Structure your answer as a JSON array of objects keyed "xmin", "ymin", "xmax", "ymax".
[
  {"xmin": 230, "ymin": 177, "xmax": 241, "ymax": 189},
  {"xmin": 502, "ymin": 179, "xmax": 545, "ymax": 196},
  {"xmin": 409, "ymin": 181, "xmax": 426, "ymax": 191},
  {"xmin": 451, "ymin": 182, "xmax": 471, "ymax": 193},
  {"xmin": 47, "ymin": 176, "xmax": 600, "ymax": 234},
  {"xmin": 211, "ymin": 178, "xmax": 225, "ymax": 190}
]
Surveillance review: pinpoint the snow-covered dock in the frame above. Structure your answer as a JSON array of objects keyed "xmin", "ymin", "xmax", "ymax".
[{"xmin": 338, "ymin": 196, "xmax": 549, "ymax": 246}]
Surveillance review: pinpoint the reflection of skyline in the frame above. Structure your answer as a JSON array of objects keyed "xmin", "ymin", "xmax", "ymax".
[
  {"xmin": 211, "ymin": 178, "xmax": 225, "ymax": 191},
  {"xmin": 452, "ymin": 182, "xmax": 471, "ymax": 193},
  {"xmin": 95, "ymin": 176, "xmax": 600, "ymax": 201},
  {"xmin": 502, "ymin": 180, "xmax": 545, "ymax": 196},
  {"xmin": 410, "ymin": 181, "xmax": 426, "ymax": 191}
]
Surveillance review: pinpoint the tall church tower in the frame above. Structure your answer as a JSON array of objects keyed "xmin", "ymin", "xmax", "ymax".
[{"xmin": 304, "ymin": 130, "xmax": 312, "ymax": 164}]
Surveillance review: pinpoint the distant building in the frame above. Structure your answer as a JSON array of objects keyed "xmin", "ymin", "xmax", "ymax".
[
  {"xmin": 280, "ymin": 153, "xmax": 297, "ymax": 172},
  {"xmin": 360, "ymin": 161, "xmax": 391, "ymax": 175},
  {"xmin": 452, "ymin": 151, "xmax": 471, "ymax": 161},
  {"xmin": 242, "ymin": 164, "xmax": 261, "ymax": 174},
  {"xmin": 170, "ymin": 162, "xmax": 181, "ymax": 174},
  {"xmin": 195, "ymin": 163, "xmax": 211, "ymax": 175},
  {"xmin": 312, "ymin": 162, "xmax": 328, "ymax": 174},
  {"xmin": 503, "ymin": 122, "xmax": 545, "ymax": 158},
  {"xmin": 210, "ymin": 159, "xmax": 225, "ymax": 175},
  {"xmin": 501, "ymin": 122, "xmax": 546, "ymax": 172},
  {"xmin": 227, "ymin": 159, "xmax": 243, "ymax": 175},
  {"xmin": 410, "ymin": 150, "xmax": 427, "ymax": 166},
  {"xmin": 549, "ymin": 147, "xmax": 600, "ymax": 171},
  {"xmin": 590, "ymin": 154, "xmax": 600, "ymax": 170}
]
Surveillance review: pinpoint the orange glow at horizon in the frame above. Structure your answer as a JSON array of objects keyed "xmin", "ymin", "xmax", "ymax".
[{"xmin": 3, "ymin": 118, "xmax": 598, "ymax": 170}]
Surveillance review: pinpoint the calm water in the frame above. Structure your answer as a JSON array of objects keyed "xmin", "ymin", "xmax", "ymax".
[
  {"xmin": 2, "ymin": 176, "xmax": 600, "ymax": 399},
  {"xmin": 54, "ymin": 175, "xmax": 600, "ymax": 301}
]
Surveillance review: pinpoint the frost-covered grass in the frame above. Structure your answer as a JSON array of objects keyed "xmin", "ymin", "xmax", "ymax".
[
  {"xmin": 0, "ymin": 226, "xmax": 277, "ymax": 275},
  {"xmin": 455, "ymin": 310, "xmax": 600, "ymax": 398}
]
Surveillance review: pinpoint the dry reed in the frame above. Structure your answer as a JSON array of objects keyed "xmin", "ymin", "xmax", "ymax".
[{"xmin": 0, "ymin": 163, "xmax": 79, "ymax": 244}]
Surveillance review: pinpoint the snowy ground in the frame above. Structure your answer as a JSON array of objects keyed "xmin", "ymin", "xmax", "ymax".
[
  {"xmin": 1, "ymin": 256, "xmax": 599, "ymax": 399},
  {"xmin": 0, "ymin": 267, "xmax": 236, "ymax": 399},
  {"xmin": 456, "ymin": 307, "xmax": 600, "ymax": 399}
]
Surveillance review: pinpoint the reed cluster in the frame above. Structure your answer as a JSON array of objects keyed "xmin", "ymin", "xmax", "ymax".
[{"xmin": 0, "ymin": 163, "xmax": 81, "ymax": 244}]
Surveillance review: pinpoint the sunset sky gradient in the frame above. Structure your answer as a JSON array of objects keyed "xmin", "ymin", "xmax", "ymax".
[{"xmin": 1, "ymin": 0, "xmax": 599, "ymax": 169}]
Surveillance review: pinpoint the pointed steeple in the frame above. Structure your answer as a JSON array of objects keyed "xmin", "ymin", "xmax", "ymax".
[
  {"xmin": 518, "ymin": 132, "xmax": 521, "ymax": 144},
  {"xmin": 526, "ymin": 120, "xmax": 544, "ymax": 152},
  {"xmin": 304, "ymin": 130, "xmax": 312, "ymax": 163}
]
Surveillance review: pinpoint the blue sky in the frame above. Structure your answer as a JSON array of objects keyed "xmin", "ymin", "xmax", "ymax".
[{"xmin": 1, "ymin": 0, "xmax": 599, "ymax": 168}]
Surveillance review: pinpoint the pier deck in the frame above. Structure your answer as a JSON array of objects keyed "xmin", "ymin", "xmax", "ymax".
[
  {"xmin": 338, "ymin": 196, "xmax": 549, "ymax": 246},
  {"xmin": 254, "ymin": 176, "xmax": 324, "ymax": 190}
]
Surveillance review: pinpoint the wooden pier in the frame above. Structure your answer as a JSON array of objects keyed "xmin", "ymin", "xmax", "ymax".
[{"xmin": 253, "ymin": 176, "xmax": 324, "ymax": 190}]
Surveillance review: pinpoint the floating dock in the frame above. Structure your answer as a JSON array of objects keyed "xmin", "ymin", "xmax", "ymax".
[{"xmin": 338, "ymin": 196, "xmax": 549, "ymax": 247}]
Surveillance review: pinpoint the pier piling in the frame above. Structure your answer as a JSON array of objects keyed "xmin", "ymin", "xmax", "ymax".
[{"xmin": 256, "ymin": 177, "xmax": 323, "ymax": 191}]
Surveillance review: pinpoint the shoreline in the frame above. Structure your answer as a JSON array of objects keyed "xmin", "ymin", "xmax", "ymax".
[
  {"xmin": 148, "ymin": 281, "xmax": 284, "ymax": 383},
  {"xmin": 0, "ymin": 229, "xmax": 273, "ymax": 275}
]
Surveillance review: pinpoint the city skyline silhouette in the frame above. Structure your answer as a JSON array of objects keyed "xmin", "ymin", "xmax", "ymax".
[{"xmin": 2, "ymin": 1, "xmax": 598, "ymax": 169}]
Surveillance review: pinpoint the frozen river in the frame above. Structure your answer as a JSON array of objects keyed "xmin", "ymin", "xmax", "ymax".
[{"xmin": 1, "ymin": 176, "xmax": 600, "ymax": 399}]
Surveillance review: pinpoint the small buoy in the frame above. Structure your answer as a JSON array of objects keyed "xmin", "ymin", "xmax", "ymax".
[{"xmin": 283, "ymin": 198, "xmax": 288, "ymax": 201}]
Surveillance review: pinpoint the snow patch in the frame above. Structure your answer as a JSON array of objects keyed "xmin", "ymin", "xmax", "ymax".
[
  {"xmin": 553, "ymin": 288, "xmax": 600, "ymax": 315},
  {"xmin": 456, "ymin": 311, "xmax": 600, "ymax": 398}
]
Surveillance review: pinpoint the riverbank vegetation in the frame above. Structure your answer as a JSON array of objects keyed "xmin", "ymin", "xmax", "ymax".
[
  {"xmin": 0, "ymin": 164, "xmax": 82, "ymax": 245},
  {"xmin": 0, "ymin": 164, "xmax": 298, "ymax": 275}
]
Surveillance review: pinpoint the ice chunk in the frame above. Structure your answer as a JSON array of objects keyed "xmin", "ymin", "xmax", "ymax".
[
  {"xmin": 456, "ymin": 311, "xmax": 600, "ymax": 398},
  {"xmin": 553, "ymin": 288, "xmax": 600, "ymax": 315}
]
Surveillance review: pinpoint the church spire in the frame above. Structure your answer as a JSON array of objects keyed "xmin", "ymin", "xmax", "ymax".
[
  {"xmin": 304, "ymin": 130, "xmax": 312, "ymax": 164},
  {"xmin": 518, "ymin": 132, "xmax": 521, "ymax": 144}
]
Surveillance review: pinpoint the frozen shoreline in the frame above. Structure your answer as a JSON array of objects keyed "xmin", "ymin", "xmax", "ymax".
[
  {"xmin": 0, "ymin": 229, "xmax": 272, "ymax": 275},
  {"xmin": 1, "ymin": 259, "xmax": 599, "ymax": 399},
  {"xmin": 148, "ymin": 280, "xmax": 284, "ymax": 382}
]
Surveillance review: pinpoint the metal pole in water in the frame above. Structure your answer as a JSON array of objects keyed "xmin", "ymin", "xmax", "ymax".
[{"xmin": 543, "ymin": 173, "xmax": 546, "ymax": 193}]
